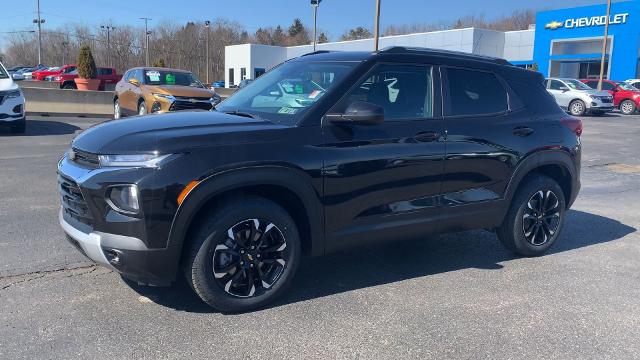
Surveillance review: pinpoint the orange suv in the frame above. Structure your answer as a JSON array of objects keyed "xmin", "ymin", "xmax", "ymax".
[{"xmin": 113, "ymin": 67, "xmax": 221, "ymax": 118}]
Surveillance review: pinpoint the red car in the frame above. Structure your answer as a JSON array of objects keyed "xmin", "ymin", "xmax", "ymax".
[
  {"xmin": 581, "ymin": 79, "xmax": 640, "ymax": 115},
  {"xmin": 50, "ymin": 67, "xmax": 122, "ymax": 90},
  {"xmin": 32, "ymin": 64, "xmax": 77, "ymax": 81}
]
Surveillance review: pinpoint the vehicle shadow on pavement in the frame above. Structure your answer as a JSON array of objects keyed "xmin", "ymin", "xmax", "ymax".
[
  {"xmin": 0, "ymin": 119, "xmax": 81, "ymax": 136},
  {"xmin": 124, "ymin": 209, "xmax": 635, "ymax": 313}
]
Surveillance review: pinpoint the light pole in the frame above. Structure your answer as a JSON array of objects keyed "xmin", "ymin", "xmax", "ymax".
[
  {"xmin": 205, "ymin": 20, "xmax": 211, "ymax": 84},
  {"xmin": 61, "ymin": 41, "xmax": 68, "ymax": 65},
  {"xmin": 311, "ymin": 0, "xmax": 321, "ymax": 51},
  {"xmin": 101, "ymin": 25, "xmax": 116, "ymax": 67},
  {"xmin": 33, "ymin": 0, "xmax": 46, "ymax": 65},
  {"xmin": 597, "ymin": 0, "xmax": 612, "ymax": 91},
  {"xmin": 374, "ymin": 0, "xmax": 381, "ymax": 51},
  {"xmin": 140, "ymin": 17, "xmax": 152, "ymax": 66}
]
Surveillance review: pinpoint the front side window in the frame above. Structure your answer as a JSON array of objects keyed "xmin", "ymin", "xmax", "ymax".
[
  {"xmin": 336, "ymin": 64, "xmax": 434, "ymax": 120},
  {"xmin": 447, "ymin": 68, "xmax": 508, "ymax": 116},
  {"xmin": 217, "ymin": 61, "xmax": 357, "ymax": 126},
  {"xmin": 601, "ymin": 81, "xmax": 615, "ymax": 91},
  {"xmin": 549, "ymin": 80, "xmax": 566, "ymax": 90}
]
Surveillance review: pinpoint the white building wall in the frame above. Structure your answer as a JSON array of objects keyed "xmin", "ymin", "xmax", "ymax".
[
  {"xmin": 503, "ymin": 29, "xmax": 535, "ymax": 61},
  {"xmin": 224, "ymin": 27, "xmax": 538, "ymax": 86}
]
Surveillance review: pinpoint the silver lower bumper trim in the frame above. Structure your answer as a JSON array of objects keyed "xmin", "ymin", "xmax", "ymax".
[{"xmin": 59, "ymin": 210, "xmax": 115, "ymax": 270}]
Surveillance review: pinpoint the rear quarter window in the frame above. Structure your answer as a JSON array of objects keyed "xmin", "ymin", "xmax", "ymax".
[{"xmin": 508, "ymin": 79, "xmax": 562, "ymax": 115}]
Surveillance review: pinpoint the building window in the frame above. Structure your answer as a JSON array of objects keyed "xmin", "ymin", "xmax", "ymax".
[
  {"xmin": 254, "ymin": 68, "xmax": 266, "ymax": 78},
  {"xmin": 241, "ymin": 67, "xmax": 247, "ymax": 80},
  {"xmin": 229, "ymin": 68, "xmax": 235, "ymax": 86}
]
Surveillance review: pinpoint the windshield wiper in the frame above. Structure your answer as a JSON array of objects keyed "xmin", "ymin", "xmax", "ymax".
[{"xmin": 223, "ymin": 110, "xmax": 259, "ymax": 119}]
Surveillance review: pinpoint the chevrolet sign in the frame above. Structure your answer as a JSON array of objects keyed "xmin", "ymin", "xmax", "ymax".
[{"xmin": 546, "ymin": 13, "xmax": 630, "ymax": 30}]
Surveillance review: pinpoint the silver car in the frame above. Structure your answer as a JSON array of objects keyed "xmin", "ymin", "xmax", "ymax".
[{"xmin": 545, "ymin": 78, "xmax": 613, "ymax": 116}]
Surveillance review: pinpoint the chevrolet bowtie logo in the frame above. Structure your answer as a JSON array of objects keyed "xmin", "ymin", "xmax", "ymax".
[{"xmin": 545, "ymin": 21, "xmax": 564, "ymax": 30}]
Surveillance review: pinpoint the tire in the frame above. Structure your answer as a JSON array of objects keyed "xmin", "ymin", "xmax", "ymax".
[
  {"xmin": 183, "ymin": 196, "xmax": 301, "ymax": 312},
  {"xmin": 497, "ymin": 175, "xmax": 566, "ymax": 257},
  {"xmin": 114, "ymin": 99, "xmax": 121, "ymax": 119},
  {"xmin": 569, "ymin": 100, "xmax": 586, "ymax": 116},
  {"xmin": 9, "ymin": 118, "xmax": 26, "ymax": 134},
  {"xmin": 138, "ymin": 101, "xmax": 147, "ymax": 116},
  {"xmin": 62, "ymin": 82, "xmax": 76, "ymax": 90},
  {"xmin": 620, "ymin": 100, "xmax": 636, "ymax": 115}
]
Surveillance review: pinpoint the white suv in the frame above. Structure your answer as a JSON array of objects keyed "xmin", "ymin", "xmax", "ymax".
[
  {"xmin": 0, "ymin": 61, "xmax": 26, "ymax": 133},
  {"xmin": 545, "ymin": 78, "xmax": 613, "ymax": 116}
]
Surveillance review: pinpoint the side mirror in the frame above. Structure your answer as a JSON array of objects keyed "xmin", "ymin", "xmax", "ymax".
[
  {"xmin": 326, "ymin": 101, "xmax": 384, "ymax": 125},
  {"xmin": 559, "ymin": 86, "xmax": 569, "ymax": 92},
  {"xmin": 129, "ymin": 78, "xmax": 140, "ymax": 87}
]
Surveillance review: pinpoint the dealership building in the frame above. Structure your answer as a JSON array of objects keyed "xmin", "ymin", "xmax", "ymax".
[{"xmin": 224, "ymin": 1, "xmax": 639, "ymax": 87}]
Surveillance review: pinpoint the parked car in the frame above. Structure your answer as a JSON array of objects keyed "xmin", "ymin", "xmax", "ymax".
[
  {"xmin": 544, "ymin": 78, "xmax": 613, "ymax": 116},
  {"xmin": 47, "ymin": 67, "xmax": 122, "ymax": 90},
  {"xmin": 581, "ymin": 79, "xmax": 640, "ymax": 115},
  {"xmin": 625, "ymin": 79, "xmax": 640, "ymax": 90},
  {"xmin": 212, "ymin": 80, "xmax": 225, "ymax": 88},
  {"xmin": 11, "ymin": 67, "xmax": 32, "ymax": 81},
  {"xmin": 113, "ymin": 67, "xmax": 219, "ymax": 118},
  {"xmin": 21, "ymin": 64, "xmax": 47, "ymax": 80},
  {"xmin": 32, "ymin": 64, "xmax": 76, "ymax": 81},
  {"xmin": 58, "ymin": 47, "xmax": 581, "ymax": 312},
  {"xmin": 0, "ymin": 61, "xmax": 26, "ymax": 133}
]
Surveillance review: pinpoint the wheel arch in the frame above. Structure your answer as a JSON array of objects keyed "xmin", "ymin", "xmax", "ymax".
[
  {"xmin": 167, "ymin": 166, "xmax": 324, "ymax": 258},
  {"xmin": 504, "ymin": 150, "xmax": 578, "ymax": 211}
]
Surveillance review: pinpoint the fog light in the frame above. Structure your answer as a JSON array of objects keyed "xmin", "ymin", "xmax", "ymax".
[
  {"xmin": 107, "ymin": 185, "xmax": 140, "ymax": 214},
  {"xmin": 151, "ymin": 101, "xmax": 162, "ymax": 113},
  {"xmin": 591, "ymin": 102, "xmax": 597, "ymax": 106},
  {"xmin": 104, "ymin": 249, "xmax": 123, "ymax": 266},
  {"xmin": 13, "ymin": 104, "xmax": 23, "ymax": 114}
]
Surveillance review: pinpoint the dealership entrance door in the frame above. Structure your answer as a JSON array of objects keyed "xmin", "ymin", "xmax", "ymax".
[{"xmin": 549, "ymin": 59, "xmax": 609, "ymax": 79}]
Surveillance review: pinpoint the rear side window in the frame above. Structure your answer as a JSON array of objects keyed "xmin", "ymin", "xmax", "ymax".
[
  {"xmin": 508, "ymin": 79, "xmax": 562, "ymax": 115},
  {"xmin": 447, "ymin": 68, "xmax": 508, "ymax": 116}
]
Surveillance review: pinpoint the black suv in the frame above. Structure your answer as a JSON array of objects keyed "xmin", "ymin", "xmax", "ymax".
[{"xmin": 58, "ymin": 47, "xmax": 581, "ymax": 312}]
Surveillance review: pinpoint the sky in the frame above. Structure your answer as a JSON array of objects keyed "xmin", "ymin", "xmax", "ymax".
[{"xmin": 0, "ymin": 0, "xmax": 626, "ymax": 50}]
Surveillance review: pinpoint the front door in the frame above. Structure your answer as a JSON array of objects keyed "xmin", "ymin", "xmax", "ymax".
[{"xmin": 322, "ymin": 63, "xmax": 446, "ymax": 252}]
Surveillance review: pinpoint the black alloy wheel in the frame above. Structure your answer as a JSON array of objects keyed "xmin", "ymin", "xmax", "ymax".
[
  {"xmin": 212, "ymin": 219, "xmax": 289, "ymax": 298},
  {"xmin": 522, "ymin": 190, "xmax": 561, "ymax": 246}
]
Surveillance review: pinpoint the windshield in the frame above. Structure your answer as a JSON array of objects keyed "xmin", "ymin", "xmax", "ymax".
[
  {"xmin": 564, "ymin": 79, "xmax": 591, "ymax": 90},
  {"xmin": 217, "ymin": 61, "xmax": 357, "ymax": 126},
  {"xmin": 0, "ymin": 65, "xmax": 7, "ymax": 79},
  {"xmin": 616, "ymin": 82, "xmax": 638, "ymax": 91},
  {"xmin": 143, "ymin": 70, "xmax": 205, "ymax": 88}
]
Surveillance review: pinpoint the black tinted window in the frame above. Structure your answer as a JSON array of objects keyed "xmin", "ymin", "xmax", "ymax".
[
  {"xmin": 447, "ymin": 68, "xmax": 508, "ymax": 116},
  {"xmin": 601, "ymin": 82, "xmax": 615, "ymax": 90},
  {"xmin": 339, "ymin": 64, "xmax": 433, "ymax": 120},
  {"xmin": 98, "ymin": 68, "xmax": 113, "ymax": 75}
]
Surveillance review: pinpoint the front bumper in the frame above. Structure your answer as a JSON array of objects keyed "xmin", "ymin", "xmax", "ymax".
[
  {"xmin": 586, "ymin": 98, "xmax": 614, "ymax": 111},
  {"xmin": 0, "ymin": 94, "xmax": 25, "ymax": 123}
]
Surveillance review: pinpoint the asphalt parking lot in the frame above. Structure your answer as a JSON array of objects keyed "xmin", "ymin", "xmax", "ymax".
[{"xmin": 1, "ymin": 114, "xmax": 640, "ymax": 359}]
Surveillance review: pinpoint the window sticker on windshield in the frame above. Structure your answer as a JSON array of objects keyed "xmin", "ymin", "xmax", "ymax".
[
  {"xmin": 278, "ymin": 107, "xmax": 298, "ymax": 115},
  {"xmin": 294, "ymin": 84, "xmax": 303, "ymax": 94},
  {"xmin": 308, "ymin": 90, "xmax": 321, "ymax": 99},
  {"xmin": 146, "ymin": 70, "xmax": 160, "ymax": 82},
  {"xmin": 165, "ymin": 73, "xmax": 175, "ymax": 85}
]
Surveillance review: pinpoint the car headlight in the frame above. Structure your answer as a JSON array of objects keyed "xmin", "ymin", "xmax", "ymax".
[
  {"xmin": 152, "ymin": 92, "xmax": 175, "ymax": 101},
  {"xmin": 5, "ymin": 90, "xmax": 22, "ymax": 99},
  {"xmin": 107, "ymin": 184, "xmax": 140, "ymax": 214},
  {"xmin": 98, "ymin": 153, "xmax": 172, "ymax": 168}
]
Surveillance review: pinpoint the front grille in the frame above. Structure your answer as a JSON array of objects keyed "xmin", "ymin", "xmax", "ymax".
[
  {"xmin": 71, "ymin": 148, "xmax": 99, "ymax": 168},
  {"xmin": 170, "ymin": 98, "xmax": 213, "ymax": 111},
  {"xmin": 58, "ymin": 174, "xmax": 93, "ymax": 226}
]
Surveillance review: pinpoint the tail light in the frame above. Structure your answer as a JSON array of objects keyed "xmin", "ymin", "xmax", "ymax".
[{"xmin": 560, "ymin": 116, "xmax": 583, "ymax": 137}]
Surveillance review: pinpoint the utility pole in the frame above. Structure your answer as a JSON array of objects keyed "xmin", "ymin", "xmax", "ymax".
[
  {"xmin": 374, "ymin": 0, "xmax": 381, "ymax": 51},
  {"xmin": 597, "ymin": 0, "xmax": 612, "ymax": 91},
  {"xmin": 311, "ymin": 0, "xmax": 322, "ymax": 51},
  {"xmin": 205, "ymin": 20, "xmax": 210, "ymax": 84},
  {"xmin": 101, "ymin": 25, "xmax": 116, "ymax": 67},
  {"xmin": 140, "ymin": 17, "xmax": 152, "ymax": 66},
  {"xmin": 61, "ymin": 41, "xmax": 68, "ymax": 65},
  {"xmin": 33, "ymin": 0, "xmax": 46, "ymax": 65}
]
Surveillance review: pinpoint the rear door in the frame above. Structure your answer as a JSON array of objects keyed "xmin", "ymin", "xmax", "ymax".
[
  {"xmin": 322, "ymin": 62, "xmax": 446, "ymax": 252},
  {"xmin": 440, "ymin": 66, "xmax": 540, "ymax": 231}
]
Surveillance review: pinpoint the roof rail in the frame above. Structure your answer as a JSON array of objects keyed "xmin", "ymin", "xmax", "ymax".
[
  {"xmin": 301, "ymin": 50, "xmax": 334, "ymax": 57},
  {"xmin": 378, "ymin": 46, "xmax": 510, "ymax": 65}
]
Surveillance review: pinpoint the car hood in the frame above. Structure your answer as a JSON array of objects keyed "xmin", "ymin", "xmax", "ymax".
[
  {"xmin": 72, "ymin": 111, "xmax": 286, "ymax": 154},
  {"xmin": 0, "ymin": 78, "xmax": 18, "ymax": 91},
  {"xmin": 144, "ymin": 85, "xmax": 214, "ymax": 98},
  {"xmin": 580, "ymin": 89, "xmax": 612, "ymax": 97}
]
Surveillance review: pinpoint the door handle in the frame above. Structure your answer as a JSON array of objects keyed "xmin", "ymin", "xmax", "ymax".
[
  {"xmin": 414, "ymin": 131, "xmax": 441, "ymax": 142},
  {"xmin": 512, "ymin": 126, "xmax": 534, "ymax": 137}
]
